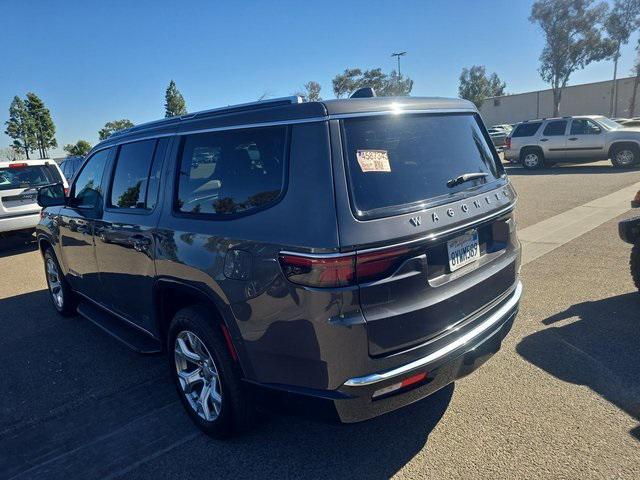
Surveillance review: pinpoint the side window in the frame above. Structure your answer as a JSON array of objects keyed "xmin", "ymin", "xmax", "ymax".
[
  {"xmin": 72, "ymin": 149, "xmax": 110, "ymax": 209},
  {"xmin": 512, "ymin": 122, "xmax": 541, "ymax": 137},
  {"xmin": 109, "ymin": 139, "xmax": 157, "ymax": 209},
  {"xmin": 570, "ymin": 119, "xmax": 602, "ymax": 135},
  {"xmin": 542, "ymin": 120, "xmax": 567, "ymax": 136},
  {"xmin": 176, "ymin": 126, "xmax": 287, "ymax": 216}
]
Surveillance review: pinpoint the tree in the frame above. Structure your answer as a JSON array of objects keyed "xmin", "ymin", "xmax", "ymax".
[
  {"xmin": 332, "ymin": 68, "xmax": 414, "ymax": 98},
  {"xmin": 98, "ymin": 119, "xmax": 134, "ymax": 140},
  {"xmin": 63, "ymin": 140, "xmax": 92, "ymax": 156},
  {"xmin": 294, "ymin": 81, "xmax": 322, "ymax": 102},
  {"xmin": 530, "ymin": 0, "xmax": 613, "ymax": 117},
  {"xmin": 458, "ymin": 66, "xmax": 506, "ymax": 108},
  {"xmin": 605, "ymin": 0, "xmax": 640, "ymax": 116},
  {"xmin": 164, "ymin": 80, "xmax": 187, "ymax": 117},
  {"xmin": 25, "ymin": 92, "xmax": 57, "ymax": 159},
  {"xmin": 4, "ymin": 96, "xmax": 36, "ymax": 159}
]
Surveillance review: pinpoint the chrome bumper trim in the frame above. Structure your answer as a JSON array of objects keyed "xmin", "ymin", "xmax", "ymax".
[{"xmin": 343, "ymin": 281, "xmax": 523, "ymax": 387}]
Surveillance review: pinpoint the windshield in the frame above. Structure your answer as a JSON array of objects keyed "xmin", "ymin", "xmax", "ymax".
[
  {"xmin": 0, "ymin": 165, "xmax": 61, "ymax": 191},
  {"xmin": 596, "ymin": 117, "xmax": 621, "ymax": 130},
  {"xmin": 342, "ymin": 113, "xmax": 503, "ymax": 219}
]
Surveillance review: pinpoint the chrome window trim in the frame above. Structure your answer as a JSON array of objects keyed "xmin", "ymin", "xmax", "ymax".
[{"xmin": 343, "ymin": 280, "xmax": 523, "ymax": 387}]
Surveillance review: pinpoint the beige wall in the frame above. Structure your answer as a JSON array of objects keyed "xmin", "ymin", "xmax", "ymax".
[{"xmin": 479, "ymin": 76, "xmax": 640, "ymax": 126}]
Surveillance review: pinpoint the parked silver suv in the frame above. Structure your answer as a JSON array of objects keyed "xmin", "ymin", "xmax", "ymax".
[{"xmin": 504, "ymin": 116, "xmax": 640, "ymax": 169}]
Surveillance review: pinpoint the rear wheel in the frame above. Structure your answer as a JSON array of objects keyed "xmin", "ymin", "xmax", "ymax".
[
  {"xmin": 521, "ymin": 148, "xmax": 544, "ymax": 169},
  {"xmin": 611, "ymin": 145, "xmax": 638, "ymax": 168},
  {"xmin": 168, "ymin": 306, "xmax": 253, "ymax": 438},
  {"xmin": 631, "ymin": 244, "xmax": 640, "ymax": 291},
  {"xmin": 44, "ymin": 248, "xmax": 78, "ymax": 316}
]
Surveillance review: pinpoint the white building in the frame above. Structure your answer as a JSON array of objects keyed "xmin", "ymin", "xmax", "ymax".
[{"xmin": 479, "ymin": 76, "xmax": 640, "ymax": 126}]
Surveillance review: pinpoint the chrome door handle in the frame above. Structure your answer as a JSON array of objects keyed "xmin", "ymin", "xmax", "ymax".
[
  {"xmin": 568, "ymin": 137, "xmax": 578, "ymax": 141},
  {"xmin": 540, "ymin": 138, "xmax": 549, "ymax": 142}
]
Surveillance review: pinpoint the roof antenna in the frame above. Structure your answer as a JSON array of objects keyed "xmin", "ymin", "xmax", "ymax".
[{"xmin": 350, "ymin": 87, "xmax": 376, "ymax": 99}]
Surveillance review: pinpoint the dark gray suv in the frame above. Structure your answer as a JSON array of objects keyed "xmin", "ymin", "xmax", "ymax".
[{"xmin": 36, "ymin": 95, "xmax": 522, "ymax": 437}]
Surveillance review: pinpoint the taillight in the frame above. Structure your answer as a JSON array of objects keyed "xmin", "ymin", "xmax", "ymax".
[
  {"xmin": 64, "ymin": 187, "xmax": 69, "ymax": 196},
  {"xmin": 278, "ymin": 253, "xmax": 355, "ymax": 287},
  {"xmin": 356, "ymin": 246, "xmax": 410, "ymax": 283},
  {"xmin": 279, "ymin": 245, "xmax": 414, "ymax": 288},
  {"xmin": 505, "ymin": 137, "xmax": 511, "ymax": 149},
  {"xmin": 9, "ymin": 163, "xmax": 28, "ymax": 169}
]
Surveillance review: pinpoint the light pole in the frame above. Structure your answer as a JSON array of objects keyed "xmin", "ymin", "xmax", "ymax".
[{"xmin": 391, "ymin": 51, "xmax": 407, "ymax": 76}]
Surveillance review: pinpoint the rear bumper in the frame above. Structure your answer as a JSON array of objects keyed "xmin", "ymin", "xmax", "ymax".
[
  {"xmin": 252, "ymin": 281, "xmax": 522, "ymax": 423},
  {"xmin": 0, "ymin": 212, "xmax": 40, "ymax": 233}
]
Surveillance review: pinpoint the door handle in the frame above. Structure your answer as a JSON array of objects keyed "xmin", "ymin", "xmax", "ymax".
[
  {"xmin": 568, "ymin": 137, "xmax": 578, "ymax": 141},
  {"xmin": 540, "ymin": 138, "xmax": 549, "ymax": 142}
]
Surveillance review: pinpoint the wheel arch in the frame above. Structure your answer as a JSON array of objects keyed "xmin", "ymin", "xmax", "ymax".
[
  {"xmin": 152, "ymin": 278, "xmax": 247, "ymax": 371},
  {"xmin": 608, "ymin": 140, "xmax": 640, "ymax": 158}
]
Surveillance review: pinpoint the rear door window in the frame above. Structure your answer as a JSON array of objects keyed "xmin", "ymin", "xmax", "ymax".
[
  {"xmin": 341, "ymin": 113, "xmax": 502, "ymax": 219},
  {"xmin": 542, "ymin": 120, "xmax": 567, "ymax": 136},
  {"xmin": 512, "ymin": 123, "xmax": 541, "ymax": 137},
  {"xmin": 175, "ymin": 126, "xmax": 287, "ymax": 216},
  {"xmin": 109, "ymin": 139, "xmax": 164, "ymax": 210}
]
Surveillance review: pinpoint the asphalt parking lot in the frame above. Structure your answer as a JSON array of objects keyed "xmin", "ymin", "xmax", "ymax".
[{"xmin": 1, "ymin": 161, "xmax": 639, "ymax": 479}]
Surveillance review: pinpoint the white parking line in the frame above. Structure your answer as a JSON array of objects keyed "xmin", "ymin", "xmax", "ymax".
[{"xmin": 519, "ymin": 182, "xmax": 640, "ymax": 265}]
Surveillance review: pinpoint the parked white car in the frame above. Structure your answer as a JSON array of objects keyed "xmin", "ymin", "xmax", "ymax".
[
  {"xmin": 504, "ymin": 115, "xmax": 640, "ymax": 169},
  {"xmin": 0, "ymin": 159, "xmax": 68, "ymax": 236}
]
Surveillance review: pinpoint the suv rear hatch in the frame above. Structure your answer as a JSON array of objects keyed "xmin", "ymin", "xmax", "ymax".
[
  {"xmin": 338, "ymin": 112, "xmax": 518, "ymax": 357},
  {"xmin": 0, "ymin": 163, "xmax": 62, "ymax": 219}
]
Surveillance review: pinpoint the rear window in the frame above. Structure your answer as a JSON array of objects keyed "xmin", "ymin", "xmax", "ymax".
[
  {"xmin": 0, "ymin": 164, "xmax": 62, "ymax": 191},
  {"xmin": 512, "ymin": 122, "xmax": 541, "ymax": 137},
  {"xmin": 341, "ymin": 113, "xmax": 502, "ymax": 219}
]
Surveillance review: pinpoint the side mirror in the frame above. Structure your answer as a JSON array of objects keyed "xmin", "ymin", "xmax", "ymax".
[{"xmin": 37, "ymin": 183, "xmax": 66, "ymax": 208}]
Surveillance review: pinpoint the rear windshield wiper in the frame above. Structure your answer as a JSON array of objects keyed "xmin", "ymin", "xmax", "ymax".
[{"xmin": 446, "ymin": 172, "xmax": 489, "ymax": 188}]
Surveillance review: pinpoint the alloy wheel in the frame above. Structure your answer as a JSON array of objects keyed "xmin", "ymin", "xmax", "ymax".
[
  {"xmin": 523, "ymin": 153, "xmax": 539, "ymax": 168},
  {"xmin": 174, "ymin": 330, "xmax": 223, "ymax": 422},
  {"xmin": 615, "ymin": 149, "xmax": 635, "ymax": 166},
  {"xmin": 46, "ymin": 257, "xmax": 64, "ymax": 309}
]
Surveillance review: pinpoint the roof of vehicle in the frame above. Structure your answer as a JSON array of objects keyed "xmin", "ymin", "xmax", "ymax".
[
  {"xmin": 0, "ymin": 159, "xmax": 61, "ymax": 168},
  {"xmin": 519, "ymin": 115, "xmax": 608, "ymax": 124},
  {"xmin": 91, "ymin": 96, "xmax": 477, "ymax": 152}
]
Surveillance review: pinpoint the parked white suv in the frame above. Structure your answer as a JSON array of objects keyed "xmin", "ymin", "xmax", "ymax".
[
  {"xmin": 0, "ymin": 159, "xmax": 68, "ymax": 236},
  {"xmin": 504, "ymin": 116, "xmax": 640, "ymax": 169}
]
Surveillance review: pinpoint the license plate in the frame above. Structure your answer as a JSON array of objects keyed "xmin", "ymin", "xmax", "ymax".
[{"xmin": 447, "ymin": 230, "xmax": 480, "ymax": 272}]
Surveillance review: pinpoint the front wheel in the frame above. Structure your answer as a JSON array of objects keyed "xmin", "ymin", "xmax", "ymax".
[
  {"xmin": 631, "ymin": 244, "xmax": 640, "ymax": 291},
  {"xmin": 44, "ymin": 248, "xmax": 78, "ymax": 316},
  {"xmin": 168, "ymin": 306, "xmax": 253, "ymax": 438},
  {"xmin": 611, "ymin": 146, "xmax": 638, "ymax": 168}
]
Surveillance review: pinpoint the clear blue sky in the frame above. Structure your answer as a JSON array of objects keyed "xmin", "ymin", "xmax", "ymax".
[{"xmin": 2, "ymin": 0, "xmax": 638, "ymax": 156}]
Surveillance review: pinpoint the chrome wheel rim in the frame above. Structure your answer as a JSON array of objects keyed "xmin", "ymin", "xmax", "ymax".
[
  {"xmin": 46, "ymin": 257, "xmax": 64, "ymax": 309},
  {"xmin": 174, "ymin": 331, "xmax": 222, "ymax": 422},
  {"xmin": 616, "ymin": 149, "xmax": 635, "ymax": 165},
  {"xmin": 524, "ymin": 153, "xmax": 539, "ymax": 168}
]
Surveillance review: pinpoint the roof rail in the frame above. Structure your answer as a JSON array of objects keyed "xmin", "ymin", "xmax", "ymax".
[{"xmin": 107, "ymin": 96, "xmax": 303, "ymax": 139}]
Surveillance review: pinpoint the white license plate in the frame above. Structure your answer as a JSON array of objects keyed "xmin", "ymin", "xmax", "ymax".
[{"xmin": 447, "ymin": 230, "xmax": 480, "ymax": 272}]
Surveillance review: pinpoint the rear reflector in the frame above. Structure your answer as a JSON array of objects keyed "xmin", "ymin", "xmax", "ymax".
[
  {"xmin": 372, "ymin": 372, "xmax": 428, "ymax": 399},
  {"xmin": 9, "ymin": 163, "xmax": 28, "ymax": 169}
]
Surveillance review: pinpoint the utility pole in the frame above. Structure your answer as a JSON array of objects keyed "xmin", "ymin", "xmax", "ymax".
[{"xmin": 391, "ymin": 51, "xmax": 407, "ymax": 76}]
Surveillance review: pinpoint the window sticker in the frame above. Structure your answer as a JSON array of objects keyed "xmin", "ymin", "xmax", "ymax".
[{"xmin": 356, "ymin": 149, "xmax": 391, "ymax": 173}]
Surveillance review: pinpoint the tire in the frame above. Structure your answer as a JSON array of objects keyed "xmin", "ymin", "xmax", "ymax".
[
  {"xmin": 631, "ymin": 244, "xmax": 640, "ymax": 291},
  {"xmin": 43, "ymin": 247, "xmax": 78, "ymax": 316},
  {"xmin": 168, "ymin": 305, "xmax": 253, "ymax": 438},
  {"xmin": 521, "ymin": 148, "xmax": 544, "ymax": 169},
  {"xmin": 611, "ymin": 145, "xmax": 639, "ymax": 168}
]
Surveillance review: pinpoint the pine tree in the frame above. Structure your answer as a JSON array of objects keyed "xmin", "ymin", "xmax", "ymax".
[
  {"xmin": 4, "ymin": 96, "xmax": 36, "ymax": 159},
  {"xmin": 25, "ymin": 92, "xmax": 57, "ymax": 159},
  {"xmin": 98, "ymin": 119, "xmax": 134, "ymax": 140},
  {"xmin": 164, "ymin": 80, "xmax": 187, "ymax": 118}
]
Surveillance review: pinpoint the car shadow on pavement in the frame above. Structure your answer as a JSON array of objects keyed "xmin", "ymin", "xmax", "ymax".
[
  {"xmin": 0, "ymin": 287, "xmax": 454, "ymax": 480},
  {"xmin": 0, "ymin": 232, "xmax": 37, "ymax": 258},
  {"xmin": 504, "ymin": 164, "xmax": 639, "ymax": 176},
  {"xmin": 517, "ymin": 292, "xmax": 640, "ymax": 441}
]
